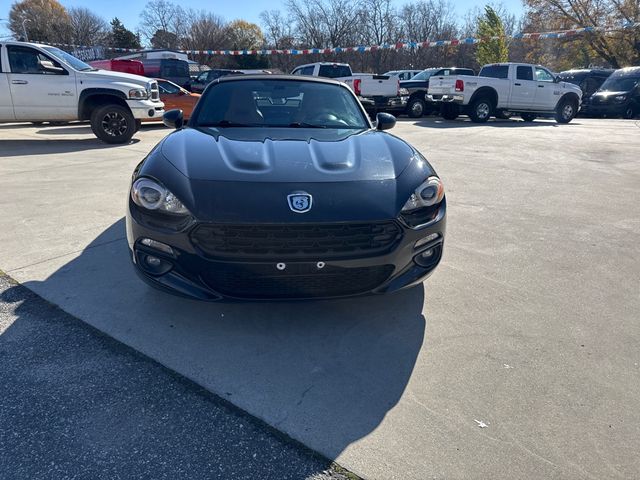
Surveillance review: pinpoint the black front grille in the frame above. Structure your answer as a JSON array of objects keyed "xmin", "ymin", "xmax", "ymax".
[
  {"xmin": 190, "ymin": 222, "xmax": 402, "ymax": 260},
  {"xmin": 200, "ymin": 263, "xmax": 394, "ymax": 299}
]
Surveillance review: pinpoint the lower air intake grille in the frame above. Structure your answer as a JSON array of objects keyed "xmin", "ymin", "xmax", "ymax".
[{"xmin": 201, "ymin": 263, "xmax": 394, "ymax": 299}]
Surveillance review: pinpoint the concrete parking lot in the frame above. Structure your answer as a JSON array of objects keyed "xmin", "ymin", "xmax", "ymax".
[{"xmin": 1, "ymin": 117, "xmax": 639, "ymax": 479}]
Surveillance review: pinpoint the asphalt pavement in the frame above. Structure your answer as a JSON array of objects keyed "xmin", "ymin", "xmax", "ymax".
[{"xmin": 1, "ymin": 117, "xmax": 639, "ymax": 479}]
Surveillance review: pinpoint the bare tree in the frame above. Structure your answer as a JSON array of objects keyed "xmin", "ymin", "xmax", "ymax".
[
  {"xmin": 260, "ymin": 9, "xmax": 296, "ymax": 72},
  {"xmin": 523, "ymin": 0, "xmax": 640, "ymax": 67},
  {"xmin": 285, "ymin": 0, "xmax": 364, "ymax": 47},
  {"xmin": 139, "ymin": 0, "xmax": 187, "ymax": 46},
  {"xmin": 68, "ymin": 7, "xmax": 108, "ymax": 45}
]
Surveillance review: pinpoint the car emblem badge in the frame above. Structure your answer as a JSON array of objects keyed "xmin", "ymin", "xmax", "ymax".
[{"xmin": 287, "ymin": 192, "xmax": 312, "ymax": 213}]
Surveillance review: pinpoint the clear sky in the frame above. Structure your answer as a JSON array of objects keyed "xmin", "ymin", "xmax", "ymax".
[{"xmin": 0, "ymin": 0, "xmax": 525, "ymax": 42}]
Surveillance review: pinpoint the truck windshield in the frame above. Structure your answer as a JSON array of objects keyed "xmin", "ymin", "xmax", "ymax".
[
  {"xmin": 318, "ymin": 65, "xmax": 352, "ymax": 78},
  {"xmin": 193, "ymin": 79, "xmax": 368, "ymax": 129},
  {"xmin": 41, "ymin": 46, "xmax": 95, "ymax": 71},
  {"xmin": 411, "ymin": 69, "xmax": 439, "ymax": 81}
]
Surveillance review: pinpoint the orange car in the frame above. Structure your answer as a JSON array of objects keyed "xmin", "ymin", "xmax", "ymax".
[{"xmin": 146, "ymin": 79, "xmax": 200, "ymax": 122}]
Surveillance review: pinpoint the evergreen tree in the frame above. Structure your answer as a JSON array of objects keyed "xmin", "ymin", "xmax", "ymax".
[
  {"xmin": 108, "ymin": 18, "xmax": 141, "ymax": 49},
  {"xmin": 476, "ymin": 6, "xmax": 509, "ymax": 66}
]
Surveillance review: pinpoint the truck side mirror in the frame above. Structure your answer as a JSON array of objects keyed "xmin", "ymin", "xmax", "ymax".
[
  {"xmin": 163, "ymin": 109, "xmax": 184, "ymax": 129},
  {"xmin": 39, "ymin": 60, "xmax": 66, "ymax": 75}
]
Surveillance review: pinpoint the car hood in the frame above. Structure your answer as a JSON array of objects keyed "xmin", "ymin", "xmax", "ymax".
[
  {"xmin": 81, "ymin": 69, "xmax": 151, "ymax": 86},
  {"xmin": 589, "ymin": 91, "xmax": 628, "ymax": 103},
  {"xmin": 160, "ymin": 127, "xmax": 418, "ymax": 183}
]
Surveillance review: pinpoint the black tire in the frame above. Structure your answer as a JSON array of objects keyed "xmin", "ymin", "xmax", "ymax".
[
  {"xmin": 495, "ymin": 110, "xmax": 512, "ymax": 120},
  {"xmin": 521, "ymin": 113, "xmax": 537, "ymax": 122},
  {"xmin": 441, "ymin": 104, "xmax": 459, "ymax": 120},
  {"xmin": 555, "ymin": 97, "xmax": 578, "ymax": 124},
  {"xmin": 468, "ymin": 97, "xmax": 493, "ymax": 123},
  {"xmin": 134, "ymin": 119, "xmax": 142, "ymax": 132},
  {"xmin": 623, "ymin": 105, "xmax": 637, "ymax": 119},
  {"xmin": 90, "ymin": 104, "xmax": 136, "ymax": 144},
  {"xmin": 407, "ymin": 98, "xmax": 426, "ymax": 118},
  {"xmin": 31, "ymin": 121, "xmax": 45, "ymax": 126}
]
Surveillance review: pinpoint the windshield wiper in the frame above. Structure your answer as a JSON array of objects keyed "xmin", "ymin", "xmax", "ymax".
[
  {"xmin": 288, "ymin": 122, "xmax": 327, "ymax": 128},
  {"xmin": 200, "ymin": 120, "xmax": 260, "ymax": 128},
  {"xmin": 79, "ymin": 67, "xmax": 98, "ymax": 71}
]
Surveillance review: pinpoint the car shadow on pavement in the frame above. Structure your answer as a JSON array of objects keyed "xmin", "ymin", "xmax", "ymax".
[
  {"xmin": 6, "ymin": 218, "xmax": 427, "ymax": 475},
  {"xmin": 0, "ymin": 138, "xmax": 140, "ymax": 156},
  {"xmin": 0, "ymin": 276, "xmax": 351, "ymax": 479}
]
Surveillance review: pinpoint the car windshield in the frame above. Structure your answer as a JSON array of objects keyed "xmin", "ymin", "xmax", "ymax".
[
  {"xmin": 41, "ymin": 46, "xmax": 95, "ymax": 71},
  {"xmin": 192, "ymin": 79, "xmax": 368, "ymax": 129},
  {"xmin": 158, "ymin": 80, "xmax": 182, "ymax": 94},
  {"xmin": 411, "ymin": 69, "xmax": 438, "ymax": 81},
  {"xmin": 599, "ymin": 75, "xmax": 639, "ymax": 92}
]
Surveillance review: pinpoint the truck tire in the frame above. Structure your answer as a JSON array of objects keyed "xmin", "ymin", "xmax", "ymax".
[
  {"xmin": 469, "ymin": 97, "xmax": 492, "ymax": 123},
  {"xmin": 407, "ymin": 98, "xmax": 426, "ymax": 118},
  {"xmin": 134, "ymin": 119, "xmax": 142, "ymax": 132},
  {"xmin": 90, "ymin": 104, "xmax": 136, "ymax": 144},
  {"xmin": 521, "ymin": 113, "xmax": 537, "ymax": 122},
  {"xmin": 555, "ymin": 98, "xmax": 578, "ymax": 124},
  {"xmin": 441, "ymin": 104, "xmax": 459, "ymax": 120}
]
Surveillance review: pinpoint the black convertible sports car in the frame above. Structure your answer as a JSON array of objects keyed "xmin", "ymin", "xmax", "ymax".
[{"xmin": 126, "ymin": 75, "xmax": 446, "ymax": 301}]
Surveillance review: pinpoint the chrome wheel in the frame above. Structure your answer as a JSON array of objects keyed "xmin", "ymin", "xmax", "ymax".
[
  {"xmin": 101, "ymin": 111, "xmax": 129, "ymax": 137},
  {"xmin": 476, "ymin": 102, "xmax": 490, "ymax": 119},
  {"xmin": 562, "ymin": 103, "xmax": 574, "ymax": 120},
  {"xmin": 411, "ymin": 101, "xmax": 423, "ymax": 116}
]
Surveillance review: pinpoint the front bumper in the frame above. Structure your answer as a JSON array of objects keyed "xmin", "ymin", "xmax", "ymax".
[
  {"xmin": 128, "ymin": 99, "xmax": 165, "ymax": 120},
  {"xmin": 126, "ymin": 201, "xmax": 446, "ymax": 301},
  {"xmin": 581, "ymin": 102, "xmax": 628, "ymax": 116}
]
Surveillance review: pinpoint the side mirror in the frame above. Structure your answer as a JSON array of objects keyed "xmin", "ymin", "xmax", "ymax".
[
  {"xmin": 376, "ymin": 112, "xmax": 396, "ymax": 131},
  {"xmin": 163, "ymin": 109, "xmax": 184, "ymax": 129},
  {"xmin": 554, "ymin": 76, "xmax": 561, "ymax": 83},
  {"xmin": 40, "ymin": 60, "xmax": 66, "ymax": 75}
]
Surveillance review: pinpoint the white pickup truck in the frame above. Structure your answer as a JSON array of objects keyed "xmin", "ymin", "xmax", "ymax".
[
  {"xmin": 291, "ymin": 62, "xmax": 404, "ymax": 113},
  {"xmin": 428, "ymin": 62, "xmax": 583, "ymax": 123},
  {"xmin": 0, "ymin": 41, "xmax": 164, "ymax": 143}
]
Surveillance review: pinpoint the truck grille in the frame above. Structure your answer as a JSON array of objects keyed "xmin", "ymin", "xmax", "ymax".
[
  {"xmin": 190, "ymin": 222, "xmax": 402, "ymax": 260},
  {"xmin": 200, "ymin": 263, "xmax": 394, "ymax": 299}
]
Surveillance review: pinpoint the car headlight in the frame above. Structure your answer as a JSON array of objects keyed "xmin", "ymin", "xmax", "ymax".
[
  {"xmin": 614, "ymin": 95, "xmax": 627, "ymax": 102},
  {"xmin": 131, "ymin": 178, "xmax": 190, "ymax": 215},
  {"xmin": 398, "ymin": 88, "xmax": 409, "ymax": 96},
  {"xmin": 129, "ymin": 88, "xmax": 149, "ymax": 100},
  {"xmin": 401, "ymin": 176, "xmax": 444, "ymax": 212}
]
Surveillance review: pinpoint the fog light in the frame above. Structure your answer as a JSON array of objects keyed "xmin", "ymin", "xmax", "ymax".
[
  {"xmin": 413, "ymin": 245, "xmax": 441, "ymax": 268},
  {"xmin": 148, "ymin": 109, "xmax": 155, "ymax": 117},
  {"xmin": 136, "ymin": 251, "xmax": 173, "ymax": 276},
  {"xmin": 421, "ymin": 249, "xmax": 434, "ymax": 259},
  {"xmin": 140, "ymin": 238, "xmax": 174, "ymax": 255},
  {"xmin": 146, "ymin": 255, "xmax": 162, "ymax": 267},
  {"xmin": 414, "ymin": 233, "xmax": 439, "ymax": 249}
]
